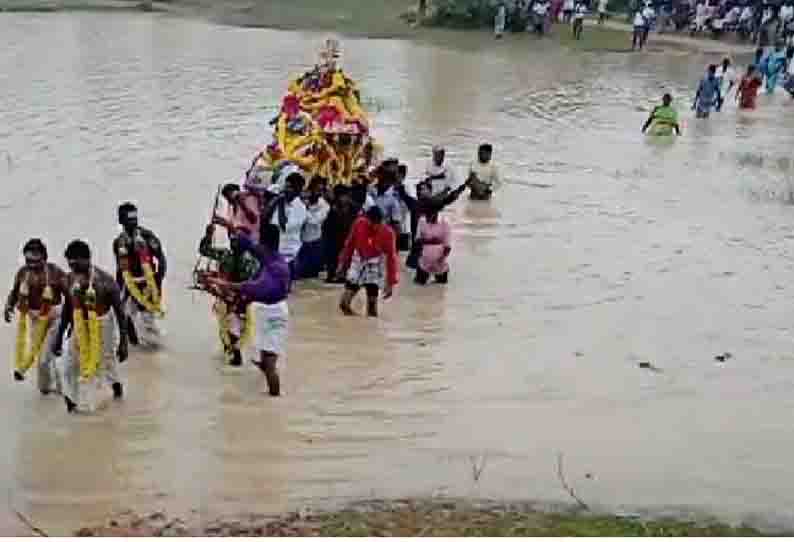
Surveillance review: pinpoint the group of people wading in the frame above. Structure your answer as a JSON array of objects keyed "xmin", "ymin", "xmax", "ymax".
[
  {"xmin": 4, "ymin": 203, "xmax": 165, "ymax": 412},
  {"xmin": 641, "ymin": 47, "xmax": 794, "ymax": 136},
  {"xmin": 5, "ymin": 144, "xmax": 500, "ymax": 409}
]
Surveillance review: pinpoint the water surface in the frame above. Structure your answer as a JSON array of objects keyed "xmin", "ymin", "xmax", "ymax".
[{"xmin": 1, "ymin": 12, "xmax": 794, "ymax": 534}]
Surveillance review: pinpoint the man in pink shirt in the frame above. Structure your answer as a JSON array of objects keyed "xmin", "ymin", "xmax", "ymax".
[{"xmin": 214, "ymin": 183, "xmax": 262, "ymax": 242}]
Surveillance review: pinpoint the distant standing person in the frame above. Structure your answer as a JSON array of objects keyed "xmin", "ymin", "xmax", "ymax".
[
  {"xmin": 641, "ymin": 93, "xmax": 681, "ymax": 135},
  {"xmin": 763, "ymin": 43, "xmax": 788, "ymax": 94},
  {"xmin": 467, "ymin": 143, "xmax": 502, "ymax": 200},
  {"xmin": 632, "ymin": 10, "xmax": 647, "ymax": 50},
  {"xmin": 532, "ymin": 0, "xmax": 550, "ymax": 33},
  {"xmin": 693, "ymin": 64, "xmax": 721, "ymax": 118},
  {"xmin": 737, "ymin": 65, "xmax": 764, "ymax": 109},
  {"xmin": 572, "ymin": 2, "xmax": 587, "ymax": 39},
  {"xmin": 641, "ymin": 3, "xmax": 655, "ymax": 44},
  {"xmin": 563, "ymin": 0, "xmax": 575, "ymax": 22},
  {"xmin": 598, "ymin": 0, "xmax": 609, "ymax": 23},
  {"xmin": 495, "ymin": 2, "xmax": 507, "ymax": 38}
]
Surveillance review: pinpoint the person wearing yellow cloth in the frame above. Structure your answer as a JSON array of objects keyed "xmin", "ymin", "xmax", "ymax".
[
  {"xmin": 52, "ymin": 240, "xmax": 128, "ymax": 413},
  {"xmin": 3, "ymin": 239, "xmax": 68, "ymax": 394},
  {"xmin": 112, "ymin": 203, "xmax": 167, "ymax": 348},
  {"xmin": 641, "ymin": 93, "xmax": 681, "ymax": 137}
]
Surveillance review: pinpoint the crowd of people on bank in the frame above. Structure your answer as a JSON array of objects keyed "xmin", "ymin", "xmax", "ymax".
[
  {"xmin": 492, "ymin": 0, "xmax": 794, "ymax": 51},
  {"xmin": 493, "ymin": 0, "xmax": 603, "ymax": 37},
  {"xmin": 4, "ymin": 144, "xmax": 501, "ymax": 411}
]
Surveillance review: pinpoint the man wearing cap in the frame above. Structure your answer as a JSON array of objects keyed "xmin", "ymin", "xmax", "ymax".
[{"xmin": 424, "ymin": 145, "xmax": 460, "ymax": 199}]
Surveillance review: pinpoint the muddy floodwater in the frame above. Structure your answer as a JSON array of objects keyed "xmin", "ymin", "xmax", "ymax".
[{"xmin": 2, "ymin": 11, "xmax": 794, "ymax": 535}]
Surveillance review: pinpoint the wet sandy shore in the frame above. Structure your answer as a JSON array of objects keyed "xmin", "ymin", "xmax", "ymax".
[{"xmin": 73, "ymin": 499, "xmax": 773, "ymax": 536}]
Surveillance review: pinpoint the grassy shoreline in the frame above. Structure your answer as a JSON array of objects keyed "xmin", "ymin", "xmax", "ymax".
[
  {"xmin": 73, "ymin": 499, "xmax": 778, "ymax": 536},
  {"xmin": 0, "ymin": 0, "xmax": 753, "ymax": 54}
]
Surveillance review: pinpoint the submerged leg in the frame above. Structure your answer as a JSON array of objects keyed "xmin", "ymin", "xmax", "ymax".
[
  {"xmin": 339, "ymin": 286, "xmax": 358, "ymax": 316},
  {"xmin": 256, "ymin": 351, "xmax": 280, "ymax": 397},
  {"xmin": 415, "ymin": 268, "xmax": 430, "ymax": 285},
  {"xmin": 365, "ymin": 284, "xmax": 380, "ymax": 318}
]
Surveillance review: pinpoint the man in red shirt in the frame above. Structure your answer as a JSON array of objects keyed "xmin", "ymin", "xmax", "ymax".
[{"xmin": 336, "ymin": 206, "xmax": 399, "ymax": 317}]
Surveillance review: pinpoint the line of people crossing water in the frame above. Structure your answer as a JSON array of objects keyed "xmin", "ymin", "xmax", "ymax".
[
  {"xmin": 641, "ymin": 46, "xmax": 794, "ymax": 135},
  {"xmin": 4, "ymin": 144, "xmax": 501, "ymax": 411}
]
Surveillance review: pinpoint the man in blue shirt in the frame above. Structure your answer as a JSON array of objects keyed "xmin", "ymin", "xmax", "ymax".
[{"xmin": 693, "ymin": 64, "xmax": 722, "ymax": 119}]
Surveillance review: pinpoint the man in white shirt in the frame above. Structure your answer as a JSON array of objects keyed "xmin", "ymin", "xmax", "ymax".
[
  {"xmin": 572, "ymin": 2, "xmax": 587, "ymax": 38},
  {"xmin": 267, "ymin": 172, "xmax": 308, "ymax": 279},
  {"xmin": 467, "ymin": 143, "xmax": 501, "ymax": 201},
  {"xmin": 563, "ymin": 0, "xmax": 575, "ymax": 22},
  {"xmin": 641, "ymin": 2, "xmax": 655, "ymax": 42},
  {"xmin": 781, "ymin": 3, "xmax": 794, "ymax": 21},
  {"xmin": 632, "ymin": 10, "xmax": 647, "ymax": 49},
  {"xmin": 598, "ymin": 0, "xmax": 609, "ymax": 23},
  {"xmin": 294, "ymin": 176, "xmax": 329, "ymax": 279},
  {"xmin": 715, "ymin": 57, "xmax": 736, "ymax": 110},
  {"xmin": 424, "ymin": 145, "xmax": 459, "ymax": 198},
  {"xmin": 532, "ymin": 0, "xmax": 550, "ymax": 33}
]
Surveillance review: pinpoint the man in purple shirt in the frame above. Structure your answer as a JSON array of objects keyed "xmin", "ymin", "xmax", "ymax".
[{"xmin": 209, "ymin": 224, "xmax": 290, "ymax": 396}]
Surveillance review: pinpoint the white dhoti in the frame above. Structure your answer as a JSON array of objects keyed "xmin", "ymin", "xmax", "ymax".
[
  {"xmin": 125, "ymin": 296, "xmax": 162, "ymax": 346},
  {"xmin": 20, "ymin": 306, "xmax": 63, "ymax": 394},
  {"xmin": 36, "ymin": 306, "xmax": 63, "ymax": 394},
  {"xmin": 250, "ymin": 301, "xmax": 288, "ymax": 358},
  {"xmin": 60, "ymin": 312, "xmax": 120, "ymax": 412}
]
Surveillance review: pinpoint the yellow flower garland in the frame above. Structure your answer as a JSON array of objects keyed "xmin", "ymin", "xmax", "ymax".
[
  {"xmin": 14, "ymin": 277, "xmax": 53, "ymax": 375},
  {"xmin": 122, "ymin": 263, "xmax": 163, "ymax": 317},
  {"xmin": 14, "ymin": 307, "xmax": 28, "ymax": 372},
  {"xmin": 214, "ymin": 300, "xmax": 254, "ymax": 361},
  {"xmin": 74, "ymin": 282, "xmax": 102, "ymax": 381}
]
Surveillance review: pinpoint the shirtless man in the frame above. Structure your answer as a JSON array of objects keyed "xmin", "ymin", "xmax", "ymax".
[
  {"xmin": 4, "ymin": 239, "xmax": 68, "ymax": 393},
  {"xmin": 112, "ymin": 202, "xmax": 167, "ymax": 347},
  {"xmin": 53, "ymin": 240, "xmax": 128, "ymax": 413}
]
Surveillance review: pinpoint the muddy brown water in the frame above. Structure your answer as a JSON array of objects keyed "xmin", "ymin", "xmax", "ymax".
[{"xmin": 2, "ymin": 11, "xmax": 794, "ymax": 535}]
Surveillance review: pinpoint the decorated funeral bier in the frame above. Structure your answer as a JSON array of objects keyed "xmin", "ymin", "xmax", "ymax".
[{"xmin": 256, "ymin": 39, "xmax": 383, "ymax": 186}]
